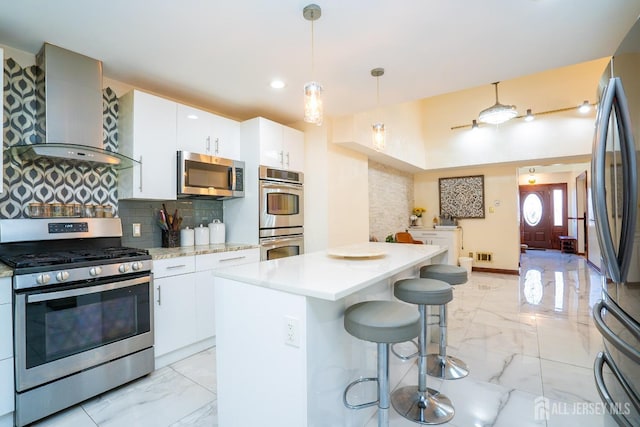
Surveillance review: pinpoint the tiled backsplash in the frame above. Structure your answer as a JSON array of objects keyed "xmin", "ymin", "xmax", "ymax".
[
  {"xmin": 2, "ymin": 57, "xmax": 118, "ymax": 218},
  {"xmin": 368, "ymin": 160, "xmax": 414, "ymax": 241},
  {"xmin": 119, "ymin": 199, "xmax": 223, "ymax": 248}
]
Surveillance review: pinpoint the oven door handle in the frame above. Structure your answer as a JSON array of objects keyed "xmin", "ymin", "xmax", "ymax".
[
  {"xmin": 260, "ymin": 236, "xmax": 303, "ymax": 247},
  {"xmin": 260, "ymin": 182, "xmax": 303, "ymax": 191},
  {"xmin": 27, "ymin": 276, "xmax": 150, "ymax": 303}
]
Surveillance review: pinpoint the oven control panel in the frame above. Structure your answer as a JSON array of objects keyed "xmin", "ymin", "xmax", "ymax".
[{"xmin": 48, "ymin": 222, "xmax": 89, "ymax": 234}]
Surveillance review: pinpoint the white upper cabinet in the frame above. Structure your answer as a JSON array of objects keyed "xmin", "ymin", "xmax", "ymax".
[
  {"xmin": 118, "ymin": 90, "xmax": 177, "ymax": 200},
  {"xmin": 176, "ymin": 104, "xmax": 240, "ymax": 159},
  {"xmin": 257, "ymin": 117, "xmax": 304, "ymax": 171}
]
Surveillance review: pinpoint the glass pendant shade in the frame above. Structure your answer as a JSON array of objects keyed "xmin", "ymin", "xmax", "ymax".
[
  {"xmin": 304, "ymin": 81, "xmax": 323, "ymax": 125},
  {"xmin": 372, "ymin": 122, "xmax": 385, "ymax": 151},
  {"xmin": 478, "ymin": 82, "xmax": 517, "ymax": 125}
]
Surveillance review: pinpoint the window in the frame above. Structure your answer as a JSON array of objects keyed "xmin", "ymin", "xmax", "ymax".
[
  {"xmin": 523, "ymin": 194, "xmax": 543, "ymax": 226},
  {"xmin": 553, "ymin": 189, "xmax": 563, "ymax": 226}
]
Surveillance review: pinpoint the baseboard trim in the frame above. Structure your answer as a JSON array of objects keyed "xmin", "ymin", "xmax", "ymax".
[
  {"xmin": 472, "ymin": 267, "xmax": 519, "ymax": 275},
  {"xmin": 586, "ymin": 258, "xmax": 601, "ymax": 273}
]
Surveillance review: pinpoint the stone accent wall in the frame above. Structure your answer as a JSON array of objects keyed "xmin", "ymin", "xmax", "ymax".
[{"xmin": 368, "ymin": 160, "xmax": 414, "ymax": 241}]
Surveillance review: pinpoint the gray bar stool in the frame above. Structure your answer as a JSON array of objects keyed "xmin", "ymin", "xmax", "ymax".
[
  {"xmin": 343, "ymin": 300, "xmax": 421, "ymax": 427},
  {"xmin": 391, "ymin": 278, "xmax": 455, "ymax": 424},
  {"xmin": 420, "ymin": 264, "xmax": 469, "ymax": 380}
]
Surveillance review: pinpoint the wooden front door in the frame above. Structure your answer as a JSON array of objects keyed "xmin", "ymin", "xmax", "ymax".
[{"xmin": 520, "ymin": 184, "xmax": 568, "ymax": 250}]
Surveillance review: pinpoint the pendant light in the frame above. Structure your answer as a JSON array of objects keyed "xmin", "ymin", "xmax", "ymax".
[
  {"xmin": 303, "ymin": 4, "xmax": 323, "ymax": 126},
  {"xmin": 371, "ymin": 67, "xmax": 385, "ymax": 151},
  {"xmin": 524, "ymin": 108, "xmax": 535, "ymax": 122},
  {"xmin": 478, "ymin": 82, "xmax": 517, "ymax": 125},
  {"xmin": 528, "ymin": 168, "xmax": 537, "ymax": 184}
]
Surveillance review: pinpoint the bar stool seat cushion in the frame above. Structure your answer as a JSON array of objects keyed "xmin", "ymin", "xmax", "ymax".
[
  {"xmin": 344, "ymin": 301, "xmax": 420, "ymax": 344},
  {"xmin": 394, "ymin": 278, "xmax": 453, "ymax": 305},
  {"xmin": 420, "ymin": 264, "xmax": 468, "ymax": 285}
]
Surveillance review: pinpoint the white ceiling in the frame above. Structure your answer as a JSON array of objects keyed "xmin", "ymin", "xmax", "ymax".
[{"xmin": 1, "ymin": 1, "xmax": 639, "ymax": 125}]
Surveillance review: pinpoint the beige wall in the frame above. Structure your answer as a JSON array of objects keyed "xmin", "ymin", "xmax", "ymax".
[
  {"xmin": 415, "ymin": 165, "xmax": 521, "ymax": 272},
  {"xmin": 368, "ymin": 161, "xmax": 414, "ymax": 242}
]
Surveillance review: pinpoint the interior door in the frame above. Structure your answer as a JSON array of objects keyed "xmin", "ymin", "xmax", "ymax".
[{"xmin": 520, "ymin": 184, "xmax": 568, "ymax": 250}]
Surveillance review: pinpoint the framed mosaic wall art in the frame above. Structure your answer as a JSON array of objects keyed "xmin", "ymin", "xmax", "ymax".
[{"xmin": 439, "ymin": 175, "xmax": 485, "ymax": 219}]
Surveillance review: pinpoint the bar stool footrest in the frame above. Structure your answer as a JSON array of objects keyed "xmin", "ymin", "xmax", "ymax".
[
  {"xmin": 391, "ymin": 385, "xmax": 454, "ymax": 424},
  {"xmin": 343, "ymin": 377, "xmax": 379, "ymax": 409},
  {"xmin": 391, "ymin": 340, "xmax": 419, "ymax": 361},
  {"xmin": 426, "ymin": 354, "xmax": 469, "ymax": 380}
]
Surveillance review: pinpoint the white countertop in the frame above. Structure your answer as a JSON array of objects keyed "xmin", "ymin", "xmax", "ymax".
[{"xmin": 213, "ymin": 242, "xmax": 446, "ymax": 301}]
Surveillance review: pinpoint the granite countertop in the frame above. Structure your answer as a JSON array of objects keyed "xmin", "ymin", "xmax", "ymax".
[
  {"xmin": 147, "ymin": 243, "xmax": 259, "ymax": 260},
  {"xmin": 0, "ymin": 263, "xmax": 13, "ymax": 278},
  {"xmin": 213, "ymin": 242, "xmax": 446, "ymax": 301}
]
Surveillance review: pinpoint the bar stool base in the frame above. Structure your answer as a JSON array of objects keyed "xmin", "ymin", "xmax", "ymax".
[
  {"xmin": 391, "ymin": 386, "xmax": 454, "ymax": 424},
  {"xmin": 426, "ymin": 354, "xmax": 469, "ymax": 380}
]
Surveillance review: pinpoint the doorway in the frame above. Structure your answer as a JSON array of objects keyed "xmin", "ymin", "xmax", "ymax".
[
  {"xmin": 520, "ymin": 183, "xmax": 568, "ymax": 250},
  {"xmin": 575, "ymin": 171, "xmax": 588, "ymax": 256}
]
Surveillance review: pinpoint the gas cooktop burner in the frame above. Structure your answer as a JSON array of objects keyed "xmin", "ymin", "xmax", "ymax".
[{"xmin": 1, "ymin": 247, "xmax": 150, "ymax": 269}]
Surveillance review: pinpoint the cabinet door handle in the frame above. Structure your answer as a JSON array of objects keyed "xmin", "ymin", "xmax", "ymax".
[
  {"xmin": 215, "ymin": 138, "xmax": 219, "ymax": 154},
  {"xmin": 138, "ymin": 156, "xmax": 143, "ymax": 192},
  {"xmin": 285, "ymin": 152, "xmax": 290, "ymax": 168},
  {"xmin": 206, "ymin": 136, "xmax": 211, "ymax": 153},
  {"xmin": 279, "ymin": 150, "xmax": 284, "ymax": 166},
  {"xmin": 156, "ymin": 285, "xmax": 161, "ymax": 305},
  {"xmin": 220, "ymin": 255, "xmax": 246, "ymax": 262},
  {"xmin": 166, "ymin": 264, "xmax": 187, "ymax": 270}
]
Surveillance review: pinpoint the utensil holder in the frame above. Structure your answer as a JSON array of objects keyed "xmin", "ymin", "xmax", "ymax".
[{"xmin": 162, "ymin": 230, "xmax": 180, "ymax": 248}]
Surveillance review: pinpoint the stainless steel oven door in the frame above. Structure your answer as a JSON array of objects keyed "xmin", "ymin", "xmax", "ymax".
[
  {"xmin": 260, "ymin": 234, "xmax": 304, "ymax": 261},
  {"xmin": 259, "ymin": 180, "xmax": 304, "ymax": 229},
  {"xmin": 14, "ymin": 274, "xmax": 153, "ymax": 392}
]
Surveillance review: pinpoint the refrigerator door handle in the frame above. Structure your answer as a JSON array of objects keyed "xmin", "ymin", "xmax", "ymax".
[
  {"xmin": 594, "ymin": 351, "xmax": 640, "ymax": 426},
  {"xmin": 591, "ymin": 77, "xmax": 638, "ymax": 283},
  {"xmin": 593, "ymin": 299, "xmax": 640, "ymax": 364}
]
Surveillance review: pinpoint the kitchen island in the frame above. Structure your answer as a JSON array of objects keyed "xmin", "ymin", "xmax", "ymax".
[{"xmin": 213, "ymin": 242, "xmax": 447, "ymax": 426}]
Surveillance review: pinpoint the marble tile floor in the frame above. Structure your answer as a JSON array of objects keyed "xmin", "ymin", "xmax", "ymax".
[{"xmin": 33, "ymin": 250, "xmax": 617, "ymax": 427}]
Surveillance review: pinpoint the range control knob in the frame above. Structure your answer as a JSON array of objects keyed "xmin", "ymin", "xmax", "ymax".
[
  {"xmin": 36, "ymin": 273, "xmax": 51, "ymax": 285},
  {"xmin": 89, "ymin": 266, "xmax": 103, "ymax": 277},
  {"xmin": 131, "ymin": 261, "xmax": 143, "ymax": 271},
  {"xmin": 56, "ymin": 271, "xmax": 70, "ymax": 282},
  {"xmin": 118, "ymin": 264, "xmax": 130, "ymax": 273}
]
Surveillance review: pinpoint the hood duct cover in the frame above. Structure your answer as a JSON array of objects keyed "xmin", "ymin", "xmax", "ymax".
[{"xmin": 10, "ymin": 43, "xmax": 137, "ymax": 168}]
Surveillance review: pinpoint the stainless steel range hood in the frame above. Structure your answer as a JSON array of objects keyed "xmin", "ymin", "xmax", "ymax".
[{"xmin": 9, "ymin": 43, "xmax": 137, "ymax": 168}]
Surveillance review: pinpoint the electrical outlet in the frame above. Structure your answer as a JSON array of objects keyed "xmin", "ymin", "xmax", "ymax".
[
  {"xmin": 132, "ymin": 223, "xmax": 141, "ymax": 237},
  {"xmin": 284, "ymin": 316, "xmax": 300, "ymax": 347}
]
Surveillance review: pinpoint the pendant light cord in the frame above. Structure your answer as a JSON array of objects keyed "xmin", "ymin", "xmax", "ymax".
[{"xmin": 310, "ymin": 18, "xmax": 315, "ymax": 78}]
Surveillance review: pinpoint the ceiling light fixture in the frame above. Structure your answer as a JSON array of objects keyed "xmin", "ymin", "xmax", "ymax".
[
  {"xmin": 524, "ymin": 108, "xmax": 535, "ymax": 122},
  {"xmin": 303, "ymin": 4, "xmax": 323, "ymax": 126},
  {"xmin": 478, "ymin": 82, "xmax": 518, "ymax": 125},
  {"xmin": 578, "ymin": 100, "xmax": 591, "ymax": 114},
  {"xmin": 371, "ymin": 67, "xmax": 385, "ymax": 151},
  {"xmin": 270, "ymin": 80, "xmax": 286, "ymax": 89},
  {"xmin": 528, "ymin": 167, "xmax": 536, "ymax": 184}
]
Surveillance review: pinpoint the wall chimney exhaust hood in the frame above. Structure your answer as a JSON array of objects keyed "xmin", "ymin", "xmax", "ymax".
[{"xmin": 9, "ymin": 43, "xmax": 138, "ymax": 168}]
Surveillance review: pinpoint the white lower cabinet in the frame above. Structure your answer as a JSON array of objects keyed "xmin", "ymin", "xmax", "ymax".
[
  {"xmin": 152, "ymin": 248, "xmax": 259, "ymax": 365},
  {"xmin": 407, "ymin": 228, "xmax": 461, "ymax": 265},
  {"xmin": 0, "ymin": 277, "xmax": 13, "ymax": 423}
]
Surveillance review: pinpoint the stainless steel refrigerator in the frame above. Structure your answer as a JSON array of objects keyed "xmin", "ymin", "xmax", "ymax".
[{"xmin": 591, "ymin": 17, "xmax": 640, "ymax": 427}]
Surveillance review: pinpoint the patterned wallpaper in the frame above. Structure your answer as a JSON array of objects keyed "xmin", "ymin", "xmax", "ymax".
[{"xmin": 1, "ymin": 57, "xmax": 118, "ymax": 218}]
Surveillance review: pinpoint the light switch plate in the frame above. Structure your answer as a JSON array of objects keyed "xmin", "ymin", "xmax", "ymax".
[{"xmin": 132, "ymin": 223, "xmax": 141, "ymax": 237}]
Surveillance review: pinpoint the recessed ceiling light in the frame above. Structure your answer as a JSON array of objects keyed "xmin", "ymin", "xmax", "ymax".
[
  {"xmin": 270, "ymin": 80, "xmax": 286, "ymax": 89},
  {"xmin": 186, "ymin": 114, "xmax": 198, "ymax": 120}
]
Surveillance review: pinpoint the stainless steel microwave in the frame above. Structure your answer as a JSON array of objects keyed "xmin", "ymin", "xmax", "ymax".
[{"xmin": 177, "ymin": 151, "xmax": 244, "ymax": 199}]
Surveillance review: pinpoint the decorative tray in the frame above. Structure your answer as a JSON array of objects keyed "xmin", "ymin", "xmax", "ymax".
[{"xmin": 327, "ymin": 248, "xmax": 386, "ymax": 258}]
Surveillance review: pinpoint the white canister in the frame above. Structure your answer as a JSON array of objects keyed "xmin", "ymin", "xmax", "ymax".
[
  {"xmin": 195, "ymin": 224, "xmax": 210, "ymax": 246},
  {"xmin": 180, "ymin": 227, "xmax": 195, "ymax": 247},
  {"xmin": 209, "ymin": 219, "xmax": 225, "ymax": 244}
]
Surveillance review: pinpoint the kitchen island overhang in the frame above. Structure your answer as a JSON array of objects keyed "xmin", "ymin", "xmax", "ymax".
[{"xmin": 213, "ymin": 242, "xmax": 447, "ymax": 426}]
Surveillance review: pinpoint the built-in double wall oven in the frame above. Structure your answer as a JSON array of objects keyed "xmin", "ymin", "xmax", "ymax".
[{"xmin": 259, "ymin": 165, "xmax": 304, "ymax": 261}]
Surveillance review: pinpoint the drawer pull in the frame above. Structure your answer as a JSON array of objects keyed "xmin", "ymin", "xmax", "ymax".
[
  {"xmin": 165, "ymin": 264, "xmax": 187, "ymax": 270},
  {"xmin": 220, "ymin": 256, "xmax": 246, "ymax": 262}
]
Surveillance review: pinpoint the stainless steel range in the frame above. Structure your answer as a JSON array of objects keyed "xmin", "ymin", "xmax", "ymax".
[{"xmin": 0, "ymin": 218, "xmax": 154, "ymax": 427}]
